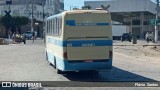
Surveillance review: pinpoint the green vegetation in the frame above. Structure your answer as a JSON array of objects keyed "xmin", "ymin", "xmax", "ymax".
[
  {"xmin": 0, "ymin": 16, "xmax": 29, "ymax": 37},
  {"xmin": 82, "ymin": 5, "xmax": 91, "ymax": 9},
  {"xmin": 13, "ymin": 16, "xmax": 29, "ymax": 30}
]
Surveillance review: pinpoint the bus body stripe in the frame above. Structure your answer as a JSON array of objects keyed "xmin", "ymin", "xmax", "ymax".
[
  {"xmin": 66, "ymin": 20, "xmax": 110, "ymax": 26},
  {"xmin": 48, "ymin": 38, "xmax": 112, "ymax": 47},
  {"xmin": 47, "ymin": 52, "xmax": 112, "ymax": 71}
]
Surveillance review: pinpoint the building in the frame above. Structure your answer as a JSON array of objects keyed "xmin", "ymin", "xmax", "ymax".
[
  {"xmin": 0, "ymin": 0, "xmax": 64, "ymax": 37},
  {"xmin": 85, "ymin": 0, "xmax": 159, "ymax": 38}
]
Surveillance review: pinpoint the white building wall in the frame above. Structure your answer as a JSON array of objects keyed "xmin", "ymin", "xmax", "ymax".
[
  {"xmin": 0, "ymin": 0, "xmax": 64, "ymax": 37},
  {"xmin": 85, "ymin": 0, "xmax": 158, "ymax": 38},
  {"xmin": 85, "ymin": 0, "xmax": 156, "ymax": 14},
  {"xmin": 146, "ymin": 0, "xmax": 157, "ymax": 14},
  {"xmin": 0, "ymin": 0, "xmax": 64, "ymax": 21}
]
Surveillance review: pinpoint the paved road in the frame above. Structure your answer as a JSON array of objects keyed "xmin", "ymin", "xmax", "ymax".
[
  {"xmin": 0, "ymin": 39, "xmax": 159, "ymax": 82},
  {"xmin": 0, "ymin": 39, "xmax": 67, "ymax": 81},
  {"xmin": 113, "ymin": 40, "xmax": 160, "ymax": 81},
  {"xmin": 37, "ymin": 87, "xmax": 160, "ymax": 90},
  {"xmin": 0, "ymin": 39, "xmax": 160, "ymax": 90}
]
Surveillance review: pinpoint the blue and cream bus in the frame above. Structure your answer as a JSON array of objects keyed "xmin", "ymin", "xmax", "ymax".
[{"xmin": 45, "ymin": 10, "xmax": 112, "ymax": 74}]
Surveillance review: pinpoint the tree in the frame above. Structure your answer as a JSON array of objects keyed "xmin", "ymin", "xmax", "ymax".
[
  {"xmin": 73, "ymin": 7, "xmax": 79, "ymax": 10},
  {"xmin": 82, "ymin": 5, "xmax": 91, "ymax": 10},
  {"xmin": 0, "ymin": 15, "xmax": 29, "ymax": 37},
  {"xmin": 12, "ymin": 16, "xmax": 29, "ymax": 34}
]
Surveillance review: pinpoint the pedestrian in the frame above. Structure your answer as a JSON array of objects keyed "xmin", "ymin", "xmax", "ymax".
[
  {"xmin": 145, "ymin": 32, "xmax": 149, "ymax": 43},
  {"xmin": 12, "ymin": 32, "xmax": 16, "ymax": 42},
  {"xmin": 41, "ymin": 30, "xmax": 44, "ymax": 39},
  {"xmin": 32, "ymin": 31, "xmax": 35, "ymax": 43}
]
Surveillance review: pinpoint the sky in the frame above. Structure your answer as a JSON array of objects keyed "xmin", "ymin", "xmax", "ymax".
[
  {"xmin": 64, "ymin": 0, "xmax": 156, "ymax": 10},
  {"xmin": 64, "ymin": 0, "xmax": 97, "ymax": 10}
]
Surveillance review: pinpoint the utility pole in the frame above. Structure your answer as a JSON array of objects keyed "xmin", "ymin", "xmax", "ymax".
[
  {"xmin": 38, "ymin": 2, "xmax": 45, "ymax": 42},
  {"xmin": 31, "ymin": 0, "xmax": 34, "ymax": 32},
  {"xmin": 42, "ymin": 3, "xmax": 45, "ymax": 30},
  {"xmin": 155, "ymin": 0, "xmax": 159, "ymax": 43},
  {"xmin": 42, "ymin": 3, "xmax": 46, "ymax": 43},
  {"xmin": 42, "ymin": 3, "xmax": 45, "ymax": 43}
]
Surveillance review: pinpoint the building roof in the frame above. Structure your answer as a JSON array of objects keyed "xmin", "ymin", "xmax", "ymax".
[{"xmin": 85, "ymin": 0, "xmax": 156, "ymax": 14}]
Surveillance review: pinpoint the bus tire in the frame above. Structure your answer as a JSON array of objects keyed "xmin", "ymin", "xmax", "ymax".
[
  {"xmin": 56, "ymin": 68, "xmax": 63, "ymax": 74},
  {"xmin": 56, "ymin": 65, "xmax": 63, "ymax": 74},
  {"xmin": 53, "ymin": 57, "xmax": 56, "ymax": 68},
  {"xmin": 54, "ymin": 57, "xmax": 63, "ymax": 74}
]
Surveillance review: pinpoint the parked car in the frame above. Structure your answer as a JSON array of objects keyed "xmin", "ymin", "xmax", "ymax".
[
  {"xmin": 15, "ymin": 34, "xmax": 26, "ymax": 44},
  {"xmin": 121, "ymin": 33, "xmax": 132, "ymax": 42},
  {"xmin": 23, "ymin": 31, "xmax": 37, "ymax": 39}
]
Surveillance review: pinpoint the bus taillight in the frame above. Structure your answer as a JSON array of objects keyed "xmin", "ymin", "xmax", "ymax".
[
  {"xmin": 109, "ymin": 51, "xmax": 112, "ymax": 59},
  {"xmin": 63, "ymin": 52, "xmax": 68, "ymax": 59}
]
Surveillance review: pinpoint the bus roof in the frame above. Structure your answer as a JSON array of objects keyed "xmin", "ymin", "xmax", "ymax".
[
  {"xmin": 64, "ymin": 10, "xmax": 110, "ymax": 14},
  {"xmin": 46, "ymin": 10, "xmax": 110, "ymax": 20}
]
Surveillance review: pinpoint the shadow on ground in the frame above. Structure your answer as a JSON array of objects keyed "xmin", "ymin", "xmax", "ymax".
[{"xmin": 62, "ymin": 66, "xmax": 157, "ymax": 82}]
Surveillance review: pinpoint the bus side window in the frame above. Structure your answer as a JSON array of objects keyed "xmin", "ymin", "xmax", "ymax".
[
  {"xmin": 50, "ymin": 19, "xmax": 52, "ymax": 35},
  {"xmin": 48, "ymin": 20, "xmax": 50, "ymax": 35},
  {"xmin": 55, "ymin": 18, "xmax": 57, "ymax": 35},
  {"xmin": 50, "ymin": 20, "xmax": 52, "ymax": 35},
  {"xmin": 46, "ymin": 21, "xmax": 47, "ymax": 34},
  {"xmin": 47, "ymin": 17, "xmax": 62, "ymax": 36},
  {"xmin": 47, "ymin": 21, "xmax": 49, "ymax": 34},
  {"xmin": 52, "ymin": 18, "xmax": 54, "ymax": 35},
  {"xmin": 57, "ymin": 18, "xmax": 59, "ymax": 35},
  {"xmin": 59, "ymin": 18, "xmax": 62, "ymax": 35},
  {"xmin": 51, "ymin": 19, "xmax": 53, "ymax": 35},
  {"xmin": 53, "ymin": 18, "xmax": 56, "ymax": 35}
]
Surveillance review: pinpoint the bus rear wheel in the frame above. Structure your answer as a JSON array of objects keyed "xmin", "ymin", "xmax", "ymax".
[
  {"xmin": 56, "ymin": 68, "xmax": 63, "ymax": 74},
  {"xmin": 53, "ymin": 57, "xmax": 56, "ymax": 68},
  {"xmin": 54, "ymin": 57, "xmax": 63, "ymax": 74}
]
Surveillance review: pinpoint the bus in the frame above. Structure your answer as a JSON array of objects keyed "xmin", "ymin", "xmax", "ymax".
[{"xmin": 45, "ymin": 10, "xmax": 112, "ymax": 74}]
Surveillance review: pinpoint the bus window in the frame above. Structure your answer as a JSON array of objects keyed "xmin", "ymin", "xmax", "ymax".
[{"xmin": 52, "ymin": 19, "xmax": 55, "ymax": 35}]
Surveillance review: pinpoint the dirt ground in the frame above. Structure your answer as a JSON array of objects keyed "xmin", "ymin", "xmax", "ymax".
[
  {"xmin": 113, "ymin": 40, "xmax": 160, "ymax": 59},
  {"xmin": 142, "ymin": 46, "xmax": 160, "ymax": 57}
]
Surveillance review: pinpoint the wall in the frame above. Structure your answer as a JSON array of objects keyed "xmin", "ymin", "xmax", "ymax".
[
  {"xmin": 85, "ymin": 0, "xmax": 156, "ymax": 14},
  {"xmin": 0, "ymin": 24, "xmax": 5, "ymax": 37},
  {"xmin": 0, "ymin": 0, "xmax": 64, "ymax": 38}
]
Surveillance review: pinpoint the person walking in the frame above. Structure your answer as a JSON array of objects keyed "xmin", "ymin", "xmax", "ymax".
[
  {"xmin": 41, "ymin": 30, "xmax": 44, "ymax": 39},
  {"xmin": 145, "ymin": 32, "xmax": 149, "ymax": 43},
  {"xmin": 12, "ymin": 32, "xmax": 16, "ymax": 42},
  {"xmin": 32, "ymin": 31, "xmax": 35, "ymax": 43}
]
